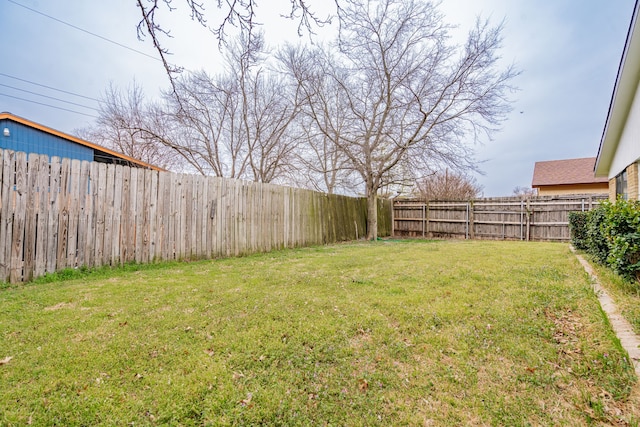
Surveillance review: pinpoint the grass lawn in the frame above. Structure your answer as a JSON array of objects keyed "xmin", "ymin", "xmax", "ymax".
[
  {"xmin": 591, "ymin": 260, "xmax": 640, "ymax": 338},
  {"xmin": 1, "ymin": 240, "xmax": 639, "ymax": 426}
]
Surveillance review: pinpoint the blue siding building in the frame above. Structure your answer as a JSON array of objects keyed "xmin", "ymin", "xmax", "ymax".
[{"xmin": 0, "ymin": 112, "xmax": 161, "ymax": 170}]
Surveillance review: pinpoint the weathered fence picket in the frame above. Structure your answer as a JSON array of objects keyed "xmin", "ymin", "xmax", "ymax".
[
  {"xmin": 11, "ymin": 152, "xmax": 27, "ymax": 283},
  {"xmin": 0, "ymin": 151, "xmax": 13, "ymax": 282}
]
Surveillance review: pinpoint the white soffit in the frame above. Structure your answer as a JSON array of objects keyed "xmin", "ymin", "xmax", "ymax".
[{"xmin": 595, "ymin": 0, "xmax": 640, "ymax": 178}]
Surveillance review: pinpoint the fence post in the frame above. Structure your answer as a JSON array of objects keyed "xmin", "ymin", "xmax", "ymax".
[
  {"xmin": 520, "ymin": 199, "xmax": 524, "ymax": 240},
  {"xmin": 465, "ymin": 203, "xmax": 469, "ymax": 239},
  {"xmin": 422, "ymin": 202, "xmax": 425, "ymax": 238},
  {"xmin": 426, "ymin": 201, "xmax": 430, "ymax": 237},
  {"xmin": 469, "ymin": 200, "xmax": 475, "ymax": 240},
  {"xmin": 526, "ymin": 198, "xmax": 531, "ymax": 241},
  {"xmin": 391, "ymin": 199, "xmax": 395, "ymax": 237}
]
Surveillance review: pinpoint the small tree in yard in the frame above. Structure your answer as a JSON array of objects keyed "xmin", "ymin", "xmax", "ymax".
[
  {"xmin": 75, "ymin": 81, "xmax": 177, "ymax": 170},
  {"xmin": 283, "ymin": 0, "xmax": 517, "ymax": 239},
  {"xmin": 415, "ymin": 170, "xmax": 483, "ymax": 201},
  {"xmin": 513, "ymin": 186, "xmax": 538, "ymax": 198}
]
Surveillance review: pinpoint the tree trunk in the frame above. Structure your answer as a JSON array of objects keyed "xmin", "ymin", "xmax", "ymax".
[{"xmin": 367, "ymin": 192, "xmax": 378, "ymax": 240}]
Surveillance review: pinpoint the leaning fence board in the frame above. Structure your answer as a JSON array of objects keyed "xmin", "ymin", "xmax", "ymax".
[
  {"xmin": 23, "ymin": 154, "xmax": 40, "ymax": 281},
  {"xmin": 84, "ymin": 162, "xmax": 98, "ymax": 268},
  {"xmin": 128, "ymin": 167, "xmax": 139, "ymax": 264},
  {"xmin": 194, "ymin": 174, "xmax": 203, "ymax": 258},
  {"xmin": 65, "ymin": 160, "xmax": 81, "ymax": 268},
  {"xmin": 75, "ymin": 161, "xmax": 90, "ymax": 268},
  {"xmin": 93, "ymin": 163, "xmax": 106, "ymax": 267},
  {"xmin": 46, "ymin": 158, "xmax": 61, "ymax": 273},
  {"xmin": 149, "ymin": 170, "xmax": 159, "ymax": 262},
  {"xmin": 205, "ymin": 177, "xmax": 215, "ymax": 258},
  {"xmin": 110, "ymin": 165, "xmax": 123, "ymax": 265},
  {"xmin": 137, "ymin": 168, "xmax": 148, "ymax": 263},
  {"xmin": 56, "ymin": 158, "xmax": 72, "ymax": 270},
  {"xmin": 132, "ymin": 168, "xmax": 141, "ymax": 262},
  {"xmin": 227, "ymin": 179, "xmax": 234, "ymax": 253},
  {"xmin": 211, "ymin": 178, "xmax": 220, "ymax": 257},
  {"xmin": 105, "ymin": 165, "xmax": 115, "ymax": 264},
  {"xmin": 167, "ymin": 173, "xmax": 178, "ymax": 260},
  {"xmin": 34, "ymin": 154, "xmax": 49, "ymax": 277},
  {"xmin": 0, "ymin": 150, "xmax": 14, "ymax": 282},
  {"xmin": 10, "ymin": 152, "xmax": 27, "ymax": 282},
  {"xmin": 65, "ymin": 159, "xmax": 79, "ymax": 268},
  {"xmin": 178, "ymin": 174, "xmax": 187, "ymax": 259},
  {"xmin": 156, "ymin": 170, "xmax": 169, "ymax": 261},
  {"xmin": 195, "ymin": 175, "xmax": 205, "ymax": 258},
  {"xmin": 184, "ymin": 174, "xmax": 192, "ymax": 258},
  {"xmin": 120, "ymin": 165, "xmax": 132, "ymax": 264}
]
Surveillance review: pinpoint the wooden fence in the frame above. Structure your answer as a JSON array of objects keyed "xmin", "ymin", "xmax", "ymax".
[
  {"xmin": 0, "ymin": 149, "xmax": 391, "ymax": 283},
  {"xmin": 393, "ymin": 195, "xmax": 607, "ymax": 241}
]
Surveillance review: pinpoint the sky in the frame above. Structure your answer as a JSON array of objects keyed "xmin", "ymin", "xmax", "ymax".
[{"xmin": 0, "ymin": 0, "xmax": 636, "ymax": 196}]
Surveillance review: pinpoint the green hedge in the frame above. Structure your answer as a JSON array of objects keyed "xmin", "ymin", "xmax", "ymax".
[
  {"xmin": 568, "ymin": 211, "xmax": 589, "ymax": 250},
  {"xmin": 603, "ymin": 199, "xmax": 640, "ymax": 282},
  {"xmin": 587, "ymin": 205, "xmax": 609, "ymax": 265},
  {"xmin": 572, "ymin": 199, "xmax": 640, "ymax": 282}
]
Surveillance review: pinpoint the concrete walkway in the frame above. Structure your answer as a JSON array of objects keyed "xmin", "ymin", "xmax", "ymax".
[{"xmin": 571, "ymin": 247, "xmax": 640, "ymax": 377}]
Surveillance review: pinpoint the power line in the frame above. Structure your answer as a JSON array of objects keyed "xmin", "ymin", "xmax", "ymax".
[
  {"xmin": 7, "ymin": 0, "xmax": 162, "ymax": 63},
  {"xmin": 0, "ymin": 93, "xmax": 99, "ymax": 118},
  {"xmin": 0, "ymin": 72, "xmax": 100, "ymax": 102},
  {"xmin": 0, "ymin": 83, "xmax": 98, "ymax": 111}
]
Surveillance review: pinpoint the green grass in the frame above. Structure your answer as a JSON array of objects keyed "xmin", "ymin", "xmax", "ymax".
[
  {"xmin": 1, "ymin": 240, "xmax": 638, "ymax": 426},
  {"xmin": 590, "ymin": 258, "xmax": 640, "ymax": 336}
]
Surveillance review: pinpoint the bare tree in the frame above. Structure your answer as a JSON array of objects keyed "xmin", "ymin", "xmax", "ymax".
[
  {"xmin": 75, "ymin": 81, "xmax": 177, "ymax": 170},
  {"xmin": 277, "ymin": 48, "xmax": 359, "ymax": 194},
  {"xmin": 135, "ymin": 0, "xmax": 337, "ymax": 92},
  {"xmin": 144, "ymin": 33, "xmax": 302, "ymax": 182},
  {"xmin": 283, "ymin": 0, "xmax": 517, "ymax": 239},
  {"xmin": 81, "ymin": 31, "xmax": 302, "ymax": 182},
  {"xmin": 512, "ymin": 186, "xmax": 538, "ymax": 198},
  {"xmin": 289, "ymin": 120, "xmax": 360, "ymax": 195},
  {"xmin": 415, "ymin": 170, "xmax": 483, "ymax": 201},
  {"xmin": 230, "ymin": 37, "xmax": 303, "ymax": 183},
  {"xmin": 160, "ymin": 70, "xmax": 249, "ymax": 177},
  {"xmin": 225, "ymin": 68, "xmax": 303, "ymax": 183}
]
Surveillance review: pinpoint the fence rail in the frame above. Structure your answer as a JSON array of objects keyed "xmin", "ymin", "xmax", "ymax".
[
  {"xmin": 393, "ymin": 195, "xmax": 607, "ymax": 241},
  {"xmin": 0, "ymin": 149, "xmax": 391, "ymax": 283}
]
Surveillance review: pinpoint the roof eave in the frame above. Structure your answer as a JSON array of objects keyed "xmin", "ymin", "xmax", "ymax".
[
  {"xmin": 595, "ymin": 0, "xmax": 640, "ymax": 178},
  {"xmin": 0, "ymin": 112, "xmax": 165, "ymax": 171}
]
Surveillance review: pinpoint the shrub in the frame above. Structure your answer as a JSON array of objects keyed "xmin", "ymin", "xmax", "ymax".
[
  {"xmin": 586, "ymin": 204, "xmax": 610, "ymax": 265},
  {"xmin": 582, "ymin": 199, "xmax": 640, "ymax": 282},
  {"xmin": 602, "ymin": 199, "xmax": 640, "ymax": 282},
  {"xmin": 569, "ymin": 211, "xmax": 589, "ymax": 250}
]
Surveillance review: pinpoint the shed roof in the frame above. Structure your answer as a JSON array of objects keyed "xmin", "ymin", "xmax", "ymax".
[
  {"xmin": 0, "ymin": 112, "xmax": 164, "ymax": 171},
  {"xmin": 532, "ymin": 157, "xmax": 608, "ymax": 187}
]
